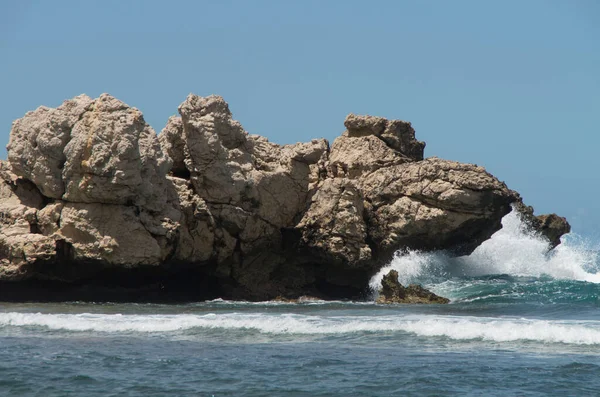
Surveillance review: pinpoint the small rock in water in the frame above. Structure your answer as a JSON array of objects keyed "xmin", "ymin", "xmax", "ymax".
[{"xmin": 377, "ymin": 269, "xmax": 449, "ymax": 304}]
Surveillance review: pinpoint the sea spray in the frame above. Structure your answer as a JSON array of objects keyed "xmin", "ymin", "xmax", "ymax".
[
  {"xmin": 456, "ymin": 211, "xmax": 600, "ymax": 281},
  {"xmin": 370, "ymin": 210, "xmax": 600, "ymax": 295}
]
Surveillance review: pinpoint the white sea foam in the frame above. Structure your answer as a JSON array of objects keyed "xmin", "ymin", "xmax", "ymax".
[
  {"xmin": 203, "ymin": 298, "xmax": 361, "ymax": 306},
  {"xmin": 370, "ymin": 209, "xmax": 600, "ymax": 291},
  {"xmin": 458, "ymin": 211, "xmax": 600, "ymax": 282},
  {"xmin": 1, "ymin": 311, "xmax": 600, "ymax": 345}
]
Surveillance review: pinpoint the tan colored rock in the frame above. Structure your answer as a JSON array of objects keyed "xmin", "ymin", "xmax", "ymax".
[
  {"xmin": 159, "ymin": 95, "xmax": 328, "ymax": 271},
  {"xmin": 158, "ymin": 116, "xmax": 186, "ymax": 177},
  {"xmin": 6, "ymin": 93, "xmax": 171, "ymax": 212},
  {"xmin": 56, "ymin": 203, "xmax": 163, "ymax": 266},
  {"xmin": 301, "ymin": 128, "xmax": 516, "ymax": 266},
  {"xmin": 7, "ymin": 95, "xmax": 93, "ymax": 198},
  {"xmin": 344, "ymin": 114, "xmax": 425, "ymax": 160},
  {"xmin": 0, "ymin": 93, "xmax": 570, "ymax": 302},
  {"xmin": 0, "ymin": 161, "xmax": 56, "ymax": 279},
  {"xmin": 360, "ymin": 157, "xmax": 511, "ymax": 211},
  {"xmin": 296, "ymin": 178, "xmax": 371, "ymax": 265},
  {"xmin": 158, "ymin": 95, "xmax": 333, "ymax": 298},
  {"xmin": 175, "ymin": 94, "xmax": 326, "ymax": 229},
  {"xmin": 37, "ymin": 202, "xmax": 64, "ymax": 235},
  {"xmin": 166, "ymin": 176, "xmax": 215, "ymax": 263},
  {"xmin": 360, "ymin": 158, "xmax": 516, "ymax": 255},
  {"xmin": 63, "ymin": 94, "xmax": 171, "ymax": 212},
  {"xmin": 328, "ymin": 133, "xmax": 409, "ymax": 178}
]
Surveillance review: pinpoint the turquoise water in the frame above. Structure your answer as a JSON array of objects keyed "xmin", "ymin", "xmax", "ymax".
[{"xmin": 1, "ymin": 212, "xmax": 599, "ymax": 396}]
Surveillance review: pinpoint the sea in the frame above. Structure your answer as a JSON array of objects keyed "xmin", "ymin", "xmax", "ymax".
[{"xmin": 1, "ymin": 211, "xmax": 599, "ymax": 396}]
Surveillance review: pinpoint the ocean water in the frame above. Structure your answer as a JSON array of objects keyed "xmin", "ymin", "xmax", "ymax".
[{"xmin": 1, "ymin": 211, "xmax": 600, "ymax": 396}]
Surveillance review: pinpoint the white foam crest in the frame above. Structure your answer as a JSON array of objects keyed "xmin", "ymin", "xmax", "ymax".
[
  {"xmin": 457, "ymin": 211, "xmax": 599, "ymax": 281},
  {"xmin": 2, "ymin": 312, "xmax": 600, "ymax": 345},
  {"xmin": 369, "ymin": 250, "xmax": 447, "ymax": 291},
  {"xmin": 370, "ymin": 209, "xmax": 600, "ymax": 290},
  {"xmin": 398, "ymin": 316, "xmax": 600, "ymax": 345},
  {"xmin": 203, "ymin": 298, "xmax": 362, "ymax": 306},
  {"xmin": 0, "ymin": 312, "xmax": 378, "ymax": 334}
]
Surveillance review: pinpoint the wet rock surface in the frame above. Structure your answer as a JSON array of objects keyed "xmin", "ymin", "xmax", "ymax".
[
  {"xmin": 513, "ymin": 200, "xmax": 571, "ymax": 249},
  {"xmin": 376, "ymin": 270, "xmax": 449, "ymax": 304},
  {"xmin": 0, "ymin": 94, "xmax": 569, "ymax": 302}
]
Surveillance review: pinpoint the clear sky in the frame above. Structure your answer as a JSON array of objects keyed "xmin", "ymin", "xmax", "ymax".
[{"xmin": 1, "ymin": 0, "xmax": 599, "ymax": 242}]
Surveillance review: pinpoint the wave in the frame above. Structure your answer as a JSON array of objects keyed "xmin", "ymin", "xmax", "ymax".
[
  {"xmin": 434, "ymin": 277, "xmax": 600, "ymax": 305},
  {"xmin": 370, "ymin": 210, "xmax": 600, "ymax": 292},
  {"xmin": 2, "ymin": 311, "xmax": 600, "ymax": 345},
  {"xmin": 202, "ymin": 298, "xmax": 371, "ymax": 306}
]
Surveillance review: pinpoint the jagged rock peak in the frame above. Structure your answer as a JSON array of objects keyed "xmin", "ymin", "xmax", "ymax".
[
  {"xmin": 6, "ymin": 93, "xmax": 171, "ymax": 212},
  {"xmin": 6, "ymin": 94, "xmax": 94, "ymax": 198},
  {"xmin": 91, "ymin": 93, "xmax": 133, "ymax": 112},
  {"xmin": 178, "ymin": 93, "xmax": 233, "ymax": 118},
  {"xmin": 178, "ymin": 94, "xmax": 247, "ymax": 150},
  {"xmin": 344, "ymin": 113, "xmax": 425, "ymax": 161}
]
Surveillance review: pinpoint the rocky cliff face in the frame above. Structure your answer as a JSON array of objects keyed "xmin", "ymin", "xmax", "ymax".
[{"xmin": 0, "ymin": 94, "xmax": 570, "ymax": 301}]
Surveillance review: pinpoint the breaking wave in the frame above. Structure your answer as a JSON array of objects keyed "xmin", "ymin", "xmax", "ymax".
[
  {"xmin": 370, "ymin": 209, "xmax": 600, "ymax": 292},
  {"xmin": 1, "ymin": 311, "xmax": 600, "ymax": 345},
  {"xmin": 1, "ymin": 209, "xmax": 598, "ymax": 350}
]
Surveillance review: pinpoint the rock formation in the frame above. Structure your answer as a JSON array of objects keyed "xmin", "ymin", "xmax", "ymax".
[
  {"xmin": 0, "ymin": 93, "xmax": 570, "ymax": 302},
  {"xmin": 513, "ymin": 201, "xmax": 571, "ymax": 249},
  {"xmin": 376, "ymin": 270, "xmax": 449, "ymax": 304}
]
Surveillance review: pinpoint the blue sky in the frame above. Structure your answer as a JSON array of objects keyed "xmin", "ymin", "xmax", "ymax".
[{"xmin": 1, "ymin": 0, "xmax": 599, "ymax": 242}]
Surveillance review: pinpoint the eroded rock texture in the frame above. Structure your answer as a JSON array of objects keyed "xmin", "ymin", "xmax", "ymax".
[
  {"xmin": 376, "ymin": 269, "xmax": 449, "ymax": 304},
  {"xmin": 0, "ymin": 94, "xmax": 570, "ymax": 301}
]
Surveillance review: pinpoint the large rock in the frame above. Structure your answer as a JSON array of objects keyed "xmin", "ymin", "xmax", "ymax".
[
  {"xmin": 0, "ymin": 94, "xmax": 570, "ymax": 301},
  {"xmin": 299, "ymin": 116, "xmax": 518, "ymax": 270},
  {"xmin": 176, "ymin": 94, "xmax": 327, "ymax": 228},
  {"xmin": 7, "ymin": 95, "xmax": 93, "ymax": 198},
  {"xmin": 7, "ymin": 94, "xmax": 171, "ymax": 212},
  {"xmin": 62, "ymin": 94, "xmax": 171, "ymax": 212}
]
